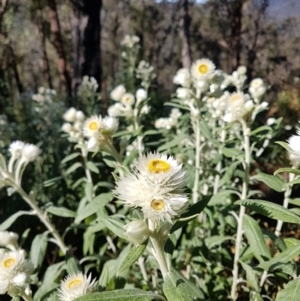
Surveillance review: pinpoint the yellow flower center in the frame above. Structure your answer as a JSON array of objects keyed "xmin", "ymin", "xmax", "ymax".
[
  {"xmin": 230, "ymin": 94, "xmax": 241, "ymax": 102},
  {"xmin": 198, "ymin": 64, "xmax": 208, "ymax": 74},
  {"xmin": 151, "ymin": 199, "xmax": 165, "ymax": 211},
  {"xmin": 148, "ymin": 159, "xmax": 171, "ymax": 173},
  {"xmin": 67, "ymin": 278, "xmax": 83, "ymax": 290},
  {"xmin": 88, "ymin": 121, "xmax": 98, "ymax": 131},
  {"xmin": 3, "ymin": 257, "xmax": 16, "ymax": 268}
]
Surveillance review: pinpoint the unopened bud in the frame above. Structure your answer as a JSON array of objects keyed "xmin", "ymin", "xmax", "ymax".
[{"xmin": 124, "ymin": 220, "xmax": 149, "ymax": 245}]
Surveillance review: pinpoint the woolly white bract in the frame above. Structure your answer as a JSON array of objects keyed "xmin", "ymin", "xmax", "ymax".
[
  {"xmin": 0, "ymin": 250, "xmax": 33, "ymax": 296},
  {"xmin": 287, "ymin": 130, "xmax": 300, "ymax": 167},
  {"xmin": 114, "ymin": 153, "xmax": 188, "ymax": 223},
  {"xmin": 21, "ymin": 144, "xmax": 40, "ymax": 162},
  {"xmin": 58, "ymin": 272, "xmax": 97, "ymax": 301}
]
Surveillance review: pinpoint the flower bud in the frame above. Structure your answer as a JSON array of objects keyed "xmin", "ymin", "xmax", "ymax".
[
  {"xmin": 124, "ymin": 220, "xmax": 149, "ymax": 245},
  {"xmin": 0, "ymin": 231, "xmax": 19, "ymax": 249}
]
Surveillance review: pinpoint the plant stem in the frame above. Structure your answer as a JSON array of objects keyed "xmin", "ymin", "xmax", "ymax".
[
  {"xmin": 192, "ymin": 118, "xmax": 201, "ymax": 204},
  {"xmin": 275, "ymin": 172, "xmax": 295, "ymax": 237},
  {"xmin": 15, "ymin": 183, "xmax": 68, "ymax": 255},
  {"xmin": 231, "ymin": 119, "xmax": 251, "ymax": 301},
  {"xmin": 148, "ymin": 220, "xmax": 169, "ymax": 279},
  {"xmin": 19, "ymin": 292, "xmax": 33, "ymax": 301}
]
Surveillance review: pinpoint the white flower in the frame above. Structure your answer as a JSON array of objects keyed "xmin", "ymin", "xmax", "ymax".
[
  {"xmin": 136, "ymin": 88, "xmax": 147, "ymax": 103},
  {"xmin": 266, "ymin": 118, "xmax": 276, "ymax": 126},
  {"xmin": 237, "ymin": 66, "xmax": 247, "ymax": 75},
  {"xmin": 75, "ymin": 111, "xmax": 85, "ymax": 121},
  {"xmin": 101, "ymin": 117, "xmax": 118, "ymax": 135},
  {"xmin": 191, "ymin": 58, "xmax": 215, "ymax": 80},
  {"xmin": 61, "ymin": 123, "xmax": 73, "ymax": 134},
  {"xmin": 0, "ymin": 232, "xmax": 19, "ymax": 250},
  {"xmin": 58, "ymin": 272, "xmax": 97, "ymax": 301},
  {"xmin": 83, "ymin": 115, "xmax": 101, "ymax": 138},
  {"xmin": 38, "ymin": 87, "xmax": 45, "ymax": 94},
  {"xmin": 155, "ymin": 118, "xmax": 172, "ymax": 130},
  {"xmin": 176, "ymin": 88, "xmax": 189, "ymax": 99},
  {"xmin": 63, "ymin": 108, "xmax": 77, "ymax": 122},
  {"xmin": 287, "ymin": 130, "xmax": 300, "ymax": 167},
  {"xmin": 87, "ymin": 137, "xmax": 100, "ymax": 152},
  {"xmin": 114, "ymin": 153, "xmax": 188, "ymax": 223},
  {"xmin": 0, "ymin": 250, "xmax": 33, "ymax": 296},
  {"xmin": 9, "ymin": 141, "xmax": 25, "ymax": 158},
  {"xmin": 173, "ymin": 68, "xmax": 190, "ymax": 86},
  {"xmin": 21, "ymin": 144, "xmax": 40, "ymax": 162},
  {"xmin": 110, "ymin": 85, "xmax": 126, "ymax": 101},
  {"xmin": 108, "ymin": 103, "xmax": 123, "ymax": 117},
  {"xmin": 223, "ymin": 92, "xmax": 254, "ymax": 123},
  {"xmin": 121, "ymin": 93, "xmax": 135, "ymax": 106},
  {"xmin": 124, "ymin": 220, "xmax": 149, "ymax": 244},
  {"xmin": 249, "ymin": 78, "xmax": 266, "ymax": 101},
  {"xmin": 170, "ymin": 108, "xmax": 182, "ymax": 120}
]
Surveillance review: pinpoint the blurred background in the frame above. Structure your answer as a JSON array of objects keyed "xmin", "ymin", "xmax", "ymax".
[{"xmin": 0, "ymin": 0, "xmax": 300, "ymax": 125}]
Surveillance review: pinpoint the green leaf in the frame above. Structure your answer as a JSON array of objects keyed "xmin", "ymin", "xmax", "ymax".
[
  {"xmin": 0, "ymin": 211, "xmax": 34, "ymax": 231},
  {"xmin": 208, "ymin": 190, "xmax": 236, "ymax": 206},
  {"xmin": 218, "ymin": 162, "xmax": 241, "ymax": 187},
  {"xmin": 74, "ymin": 289, "xmax": 165, "ymax": 301},
  {"xmin": 236, "ymin": 200, "xmax": 300, "ymax": 224},
  {"xmin": 170, "ymin": 195, "xmax": 212, "ymax": 233},
  {"xmin": 30, "ymin": 232, "xmax": 48, "ymax": 269},
  {"xmin": 204, "ymin": 236, "xmax": 234, "ymax": 248},
  {"xmin": 118, "ymin": 242, "xmax": 148, "ymax": 275},
  {"xmin": 65, "ymin": 162, "xmax": 82, "ymax": 175},
  {"xmin": 85, "ymin": 182, "xmax": 94, "ymax": 202},
  {"xmin": 243, "ymin": 215, "xmax": 271, "ymax": 263},
  {"xmin": 274, "ymin": 167, "xmax": 300, "ymax": 176},
  {"xmin": 66, "ymin": 252, "xmax": 81, "ymax": 274},
  {"xmin": 61, "ymin": 152, "xmax": 80, "ymax": 164},
  {"xmin": 222, "ymin": 148, "xmax": 243, "ymax": 158},
  {"xmin": 275, "ymin": 141, "xmax": 291, "ymax": 152},
  {"xmin": 240, "ymin": 261, "xmax": 259, "ymax": 291},
  {"xmin": 46, "ymin": 206, "xmax": 76, "ymax": 218},
  {"xmin": 289, "ymin": 198, "xmax": 300, "ymax": 206},
  {"xmin": 251, "ymin": 173, "xmax": 284, "ymax": 192},
  {"xmin": 163, "ymin": 272, "xmax": 194, "ymax": 301},
  {"xmin": 86, "ymin": 161, "xmax": 99, "ymax": 174},
  {"xmin": 157, "ymin": 134, "xmax": 186, "ymax": 152},
  {"xmin": 250, "ymin": 125, "xmax": 271, "ymax": 136},
  {"xmin": 249, "ymin": 291, "xmax": 263, "ymax": 301},
  {"xmin": 75, "ymin": 193, "xmax": 113, "ymax": 224},
  {"xmin": 259, "ymin": 242, "xmax": 300, "ymax": 271},
  {"xmin": 199, "ymin": 119, "xmax": 211, "ymax": 139},
  {"xmin": 102, "ymin": 217, "xmax": 126, "ymax": 239},
  {"xmin": 275, "ymin": 277, "xmax": 300, "ymax": 301}
]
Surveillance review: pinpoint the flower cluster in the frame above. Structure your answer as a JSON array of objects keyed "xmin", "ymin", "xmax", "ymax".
[
  {"xmin": 135, "ymin": 60, "xmax": 156, "ymax": 89},
  {"xmin": 0, "ymin": 249, "xmax": 33, "ymax": 297},
  {"xmin": 61, "ymin": 107, "xmax": 85, "ymax": 141},
  {"xmin": 9, "ymin": 141, "xmax": 40, "ymax": 165},
  {"xmin": 114, "ymin": 153, "xmax": 188, "ymax": 223},
  {"xmin": 58, "ymin": 272, "xmax": 97, "ymax": 301},
  {"xmin": 32, "ymin": 87, "xmax": 56, "ymax": 103},
  {"xmin": 83, "ymin": 115, "xmax": 118, "ymax": 152},
  {"xmin": 77, "ymin": 76, "xmax": 99, "ymax": 97},
  {"xmin": 121, "ymin": 34, "xmax": 140, "ymax": 49},
  {"xmin": 155, "ymin": 108, "xmax": 182, "ymax": 130},
  {"xmin": 108, "ymin": 85, "xmax": 149, "ymax": 119}
]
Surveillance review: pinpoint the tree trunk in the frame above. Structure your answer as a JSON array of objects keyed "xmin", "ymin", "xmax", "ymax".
[
  {"xmin": 179, "ymin": 0, "xmax": 191, "ymax": 69},
  {"xmin": 47, "ymin": 0, "xmax": 72, "ymax": 97},
  {"xmin": 36, "ymin": 8, "xmax": 53, "ymax": 89}
]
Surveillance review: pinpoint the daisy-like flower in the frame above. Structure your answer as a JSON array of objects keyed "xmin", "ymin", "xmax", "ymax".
[
  {"xmin": 114, "ymin": 153, "xmax": 188, "ymax": 223},
  {"xmin": 249, "ymin": 78, "xmax": 266, "ymax": 101},
  {"xmin": 110, "ymin": 85, "xmax": 126, "ymax": 101},
  {"xmin": 83, "ymin": 115, "xmax": 102, "ymax": 138},
  {"xmin": 0, "ymin": 250, "xmax": 33, "ymax": 296},
  {"xmin": 191, "ymin": 58, "xmax": 215, "ymax": 80},
  {"xmin": 223, "ymin": 92, "xmax": 254, "ymax": 123},
  {"xmin": 21, "ymin": 144, "xmax": 40, "ymax": 162},
  {"xmin": 287, "ymin": 129, "xmax": 300, "ymax": 167},
  {"xmin": 173, "ymin": 68, "xmax": 190, "ymax": 87},
  {"xmin": 9, "ymin": 141, "xmax": 25, "ymax": 158},
  {"xmin": 63, "ymin": 108, "xmax": 77, "ymax": 122},
  {"xmin": 58, "ymin": 272, "xmax": 97, "ymax": 301},
  {"xmin": 0, "ymin": 231, "xmax": 19, "ymax": 250},
  {"xmin": 121, "ymin": 93, "xmax": 135, "ymax": 106}
]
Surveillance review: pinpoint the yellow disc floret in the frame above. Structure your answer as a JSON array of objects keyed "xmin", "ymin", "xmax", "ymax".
[
  {"xmin": 151, "ymin": 199, "xmax": 165, "ymax": 211},
  {"xmin": 198, "ymin": 64, "xmax": 208, "ymax": 74},
  {"xmin": 67, "ymin": 278, "xmax": 83, "ymax": 289},
  {"xmin": 148, "ymin": 159, "xmax": 171, "ymax": 173},
  {"xmin": 3, "ymin": 257, "xmax": 16, "ymax": 269},
  {"xmin": 88, "ymin": 121, "xmax": 98, "ymax": 131}
]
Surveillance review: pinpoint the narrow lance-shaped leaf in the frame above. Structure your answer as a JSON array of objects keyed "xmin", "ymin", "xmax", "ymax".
[
  {"xmin": 236, "ymin": 200, "xmax": 300, "ymax": 224},
  {"xmin": 251, "ymin": 173, "xmax": 284, "ymax": 192},
  {"xmin": 243, "ymin": 215, "xmax": 271, "ymax": 263}
]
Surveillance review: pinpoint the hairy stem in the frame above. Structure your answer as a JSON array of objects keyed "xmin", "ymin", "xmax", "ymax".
[
  {"xmin": 192, "ymin": 118, "xmax": 201, "ymax": 204},
  {"xmin": 231, "ymin": 119, "xmax": 251, "ymax": 300}
]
